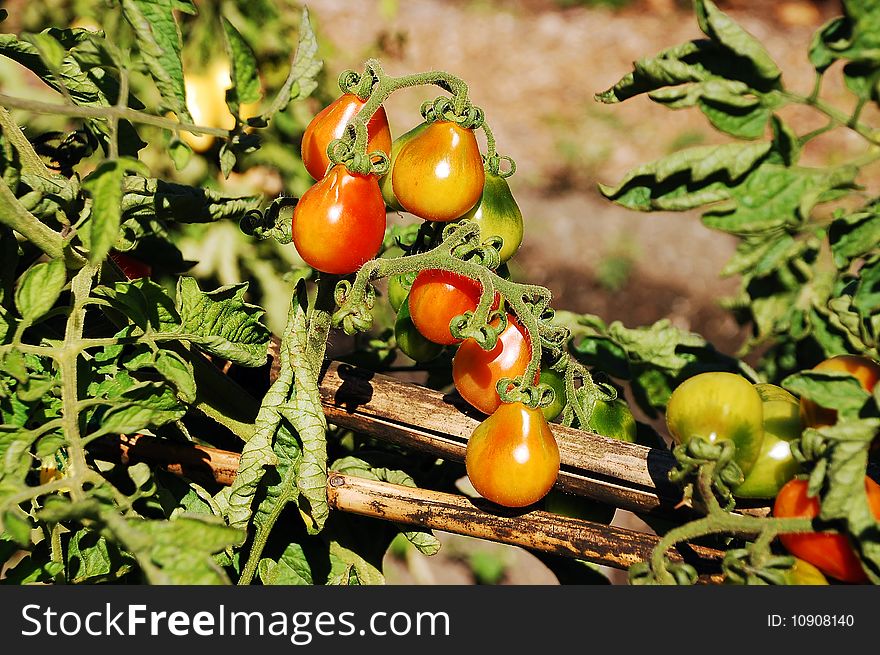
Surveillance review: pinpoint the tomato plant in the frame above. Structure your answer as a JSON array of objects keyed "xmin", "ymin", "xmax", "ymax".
[
  {"xmin": 774, "ymin": 477, "xmax": 880, "ymax": 583},
  {"xmin": 453, "ymin": 315, "xmax": 532, "ymax": 415},
  {"xmin": 391, "ymin": 121, "xmax": 485, "ymax": 222},
  {"xmin": 291, "ymin": 165, "xmax": 386, "ymax": 274},
  {"xmin": 465, "ymin": 402, "xmax": 560, "ymax": 508},
  {"xmin": 301, "ymin": 93, "xmax": 392, "ymax": 180}
]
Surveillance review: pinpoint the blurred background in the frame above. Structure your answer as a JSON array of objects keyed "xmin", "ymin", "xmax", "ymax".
[{"xmin": 1, "ymin": 0, "xmax": 863, "ymax": 584}]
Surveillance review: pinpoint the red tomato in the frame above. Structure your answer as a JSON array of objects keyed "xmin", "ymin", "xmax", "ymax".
[
  {"xmin": 800, "ymin": 355, "xmax": 880, "ymax": 428},
  {"xmin": 291, "ymin": 165, "xmax": 386, "ymax": 275},
  {"xmin": 301, "ymin": 94, "xmax": 392, "ymax": 181},
  {"xmin": 108, "ymin": 251, "xmax": 152, "ymax": 279},
  {"xmin": 466, "ymin": 402, "xmax": 560, "ymax": 508},
  {"xmin": 407, "ymin": 269, "xmax": 484, "ymax": 345},
  {"xmin": 774, "ymin": 477, "xmax": 880, "ymax": 583},
  {"xmin": 391, "ymin": 121, "xmax": 485, "ymax": 222},
  {"xmin": 453, "ymin": 314, "xmax": 532, "ymax": 415}
]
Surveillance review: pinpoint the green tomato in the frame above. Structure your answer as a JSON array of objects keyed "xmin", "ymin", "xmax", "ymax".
[
  {"xmin": 539, "ymin": 369, "xmax": 567, "ymax": 421},
  {"xmin": 665, "ymin": 372, "xmax": 764, "ymax": 479},
  {"xmin": 387, "ymin": 272, "xmax": 415, "ymax": 313},
  {"xmin": 394, "ymin": 296, "xmax": 443, "ymax": 362},
  {"xmin": 459, "ymin": 171, "xmax": 524, "ymax": 263},
  {"xmin": 379, "ymin": 122, "xmax": 430, "ymax": 211},
  {"xmin": 783, "ymin": 558, "xmax": 829, "ymax": 585},
  {"xmin": 734, "ymin": 383, "xmax": 802, "ymax": 499},
  {"xmin": 590, "ymin": 397, "xmax": 637, "ymax": 443},
  {"xmin": 542, "ymin": 490, "xmax": 616, "ymax": 525}
]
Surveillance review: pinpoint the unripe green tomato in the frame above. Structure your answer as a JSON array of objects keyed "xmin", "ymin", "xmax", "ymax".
[
  {"xmin": 379, "ymin": 123, "xmax": 430, "ymax": 211},
  {"xmin": 783, "ymin": 558, "xmax": 829, "ymax": 585},
  {"xmin": 394, "ymin": 296, "xmax": 443, "ymax": 362},
  {"xmin": 459, "ymin": 171, "xmax": 524, "ymax": 263},
  {"xmin": 735, "ymin": 383, "xmax": 802, "ymax": 499},
  {"xmin": 665, "ymin": 372, "xmax": 764, "ymax": 479},
  {"xmin": 387, "ymin": 273, "xmax": 414, "ymax": 313},
  {"xmin": 539, "ymin": 370, "xmax": 567, "ymax": 421},
  {"xmin": 542, "ymin": 490, "xmax": 616, "ymax": 525},
  {"xmin": 589, "ymin": 397, "xmax": 637, "ymax": 443}
]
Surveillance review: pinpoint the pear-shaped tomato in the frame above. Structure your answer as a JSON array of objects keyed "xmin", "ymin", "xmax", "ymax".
[
  {"xmin": 395, "ymin": 295, "xmax": 443, "ymax": 363},
  {"xmin": 408, "ymin": 269, "xmax": 485, "ymax": 345},
  {"xmin": 466, "ymin": 402, "xmax": 560, "ymax": 508},
  {"xmin": 379, "ymin": 123, "xmax": 429, "ymax": 211},
  {"xmin": 459, "ymin": 171, "xmax": 523, "ymax": 263},
  {"xmin": 800, "ymin": 355, "xmax": 880, "ymax": 429},
  {"xmin": 774, "ymin": 476, "xmax": 880, "ymax": 583},
  {"xmin": 291, "ymin": 165, "xmax": 386, "ymax": 275},
  {"xmin": 665, "ymin": 372, "xmax": 764, "ymax": 479},
  {"xmin": 301, "ymin": 93, "xmax": 392, "ymax": 180},
  {"xmin": 735, "ymin": 383, "xmax": 802, "ymax": 499},
  {"xmin": 391, "ymin": 121, "xmax": 485, "ymax": 222},
  {"xmin": 453, "ymin": 315, "xmax": 532, "ymax": 415},
  {"xmin": 539, "ymin": 369, "xmax": 567, "ymax": 421}
]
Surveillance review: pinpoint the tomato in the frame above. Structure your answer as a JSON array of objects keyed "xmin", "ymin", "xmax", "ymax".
[
  {"xmin": 665, "ymin": 372, "xmax": 764, "ymax": 478},
  {"xmin": 735, "ymin": 383, "xmax": 802, "ymax": 499},
  {"xmin": 800, "ymin": 355, "xmax": 880, "ymax": 429},
  {"xmin": 180, "ymin": 61, "xmax": 260, "ymax": 153},
  {"xmin": 387, "ymin": 273, "xmax": 415, "ymax": 313},
  {"xmin": 291, "ymin": 165, "xmax": 386, "ymax": 275},
  {"xmin": 589, "ymin": 397, "xmax": 637, "ymax": 443},
  {"xmin": 394, "ymin": 296, "xmax": 443, "ymax": 363},
  {"xmin": 459, "ymin": 171, "xmax": 523, "ymax": 263},
  {"xmin": 774, "ymin": 476, "xmax": 880, "ymax": 583},
  {"xmin": 452, "ymin": 315, "xmax": 532, "ymax": 415},
  {"xmin": 301, "ymin": 93, "xmax": 392, "ymax": 181},
  {"xmin": 108, "ymin": 251, "xmax": 152, "ymax": 280},
  {"xmin": 407, "ymin": 269, "xmax": 484, "ymax": 345},
  {"xmin": 466, "ymin": 402, "xmax": 560, "ymax": 507},
  {"xmin": 539, "ymin": 369, "xmax": 567, "ymax": 421},
  {"xmin": 379, "ymin": 123, "xmax": 429, "ymax": 211},
  {"xmin": 391, "ymin": 121, "xmax": 485, "ymax": 222},
  {"xmin": 542, "ymin": 490, "xmax": 616, "ymax": 525},
  {"xmin": 783, "ymin": 558, "xmax": 829, "ymax": 585}
]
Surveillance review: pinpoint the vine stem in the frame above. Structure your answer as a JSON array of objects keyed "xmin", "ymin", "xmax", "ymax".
[
  {"xmin": 0, "ymin": 93, "xmax": 232, "ymax": 138},
  {"xmin": 0, "ymin": 176, "xmax": 66, "ymax": 260},
  {"xmin": 782, "ymin": 90, "xmax": 880, "ymax": 146}
]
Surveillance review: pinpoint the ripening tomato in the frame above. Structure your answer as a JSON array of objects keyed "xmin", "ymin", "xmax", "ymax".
[
  {"xmin": 774, "ymin": 476, "xmax": 880, "ymax": 583},
  {"xmin": 735, "ymin": 383, "xmax": 802, "ymax": 499},
  {"xmin": 783, "ymin": 558, "xmax": 829, "ymax": 585},
  {"xmin": 379, "ymin": 123, "xmax": 429, "ymax": 211},
  {"xmin": 301, "ymin": 93, "xmax": 392, "ymax": 181},
  {"xmin": 453, "ymin": 315, "xmax": 532, "ymax": 415},
  {"xmin": 291, "ymin": 165, "xmax": 386, "ymax": 275},
  {"xmin": 407, "ymin": 269, "xmax": 485, "ymax": 345},
  {"xmin": 395, "ymin": 296, "xmax": 443, "ymax": 363},
  {"xmin": 387, "ymin": 273, "xmax": 415, "ymax": 313},
  {"xmin": 391, "ymin": 121, "xmax": 485, "ymax": 222},
  {"xmin": 800, "ymin": 355, "xmax": 880, "ymax": 429},
  {"xmin": 108, "ymin": 251, "xmax": 152, "ymax": 280},
  {"xmin": 466, "ymin": 402, "xmax": 560, "ymax": 507},
  {"xmin": 542, "ymin": 490, "xmax": 616, "ymax": 525},
  {"xmin": 459, "ymin": 171, "xmax": 524, "ymax": 263},
  {"xmin": 539, "ymin": 369, "xmax": 567, "ymax": 421},
  {"xmin": 665, "ymin": 372, "xmax": 765, "ymax": 479},
  {"xmin": 589, "ymin": 397, "xmax": 637, "ymax": 443}
]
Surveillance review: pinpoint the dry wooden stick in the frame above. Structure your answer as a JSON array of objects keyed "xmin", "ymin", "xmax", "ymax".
[{"xmin": 328, "ymin": 472, "xmax": 723, "ymax": 579}]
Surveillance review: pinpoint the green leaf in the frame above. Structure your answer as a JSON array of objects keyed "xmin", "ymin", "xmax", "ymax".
[
  {"xmin": 82, "ymin": 160, "xmax": 124, "ymax": 263},
  {"xmin": 260, "ymin": 7, "xmax": 321, "ymax": 119},
  {"xmin": 67, "ymin": 529, "xmax": 135, "ymax": 584},
  {"xmin": 258, "ymin": 543, "xmax": 313, "ymax": 585},
  {"xmin": 124, "ymin": 348, "xmax": 197, "ymax": 404},
  {"xmin": 93, "ymin": 278, "xmax": 180, "ymax": 332},
  {"xmin": 121, "ymin": 176, "xmax": 261, "ymax": 223},
  {"xmin": 2, "ymin": 510, "xmax": 32, "ymax": 546},
  {"xmin": 219, "ymin": 142, "xmax": 236, "ymax": 178},
  {"xmin": 695, "ymin": 0, "xmax": 781, "ymax": 82},
  {"xmin": 95, "ymin": 382, "xmax": 185, "ymax": 436},
  {"xmin": 782, "ymin": 370, "xmax": 870, "ymax": 419},
  {"xmin": 176, "ymin": 277, "xmax": 270, "ymax": 367},
  {"xmin": 854, "ymin": 257, "xmax": 880, "ymax": 317},
  {"xmin": 222, "ymin": 18, "xmax": 262, "ymax": 107},
  {"xmin": 120, "ymin": 0, "xmax": 190, "ymax": 120},
  {"xmin": 830, "ymin": 209, "xmax": 880, "ymax": 268},
  {"xmin": 14, "ymin": 258, "xmax": 66, "ymax": 322},
  {"xmin": 168, "ymin": 138, "xmax": 192, "ymax": 171}
]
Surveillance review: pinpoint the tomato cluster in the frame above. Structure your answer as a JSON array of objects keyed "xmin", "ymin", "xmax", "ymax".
[{"xmin": 665, "ymin": 354, "xmax": 880, "ymax": 583}]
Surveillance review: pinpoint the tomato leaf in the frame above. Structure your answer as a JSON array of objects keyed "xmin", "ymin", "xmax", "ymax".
[
  {"xmin": 121, "ymin": 176, "xmax": 261, "ymax": 223},
  {"xmin": 14, "ymin": 258, "xmax": 66, "ymax": 322},
  {"xmin": 83, "ymin": 160, "xmax": 125, "ymax": 263},
  {"xmin": 221, "ymin": 18, "xmax": 262, "ymax": 108},
  {"xmin": 781, "ymin": 370, "xmax": 870, "ymax": 418},
  {"xmin": 66, "ymin": 529, "xmax": 135, "ymax": 584},
  {"xmin": 258, "ymin": 542, "xmax": 313, "ymax": 585},
  {"xmin": 120, "ymin": 0, "xmax": 190, "ymax": 121}
]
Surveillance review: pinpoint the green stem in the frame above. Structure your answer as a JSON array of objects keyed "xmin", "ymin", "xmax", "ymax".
[
  {"xmin": 0, "ymin": 176, "xmax": 65, "ymax": 260},
  {"xmin": 0, "ymin": 106, "xmax": 52, "ymax": 177},
  {"xmin": 782, "ymin": 90, "xmax": 880, "ymax": 146}
]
